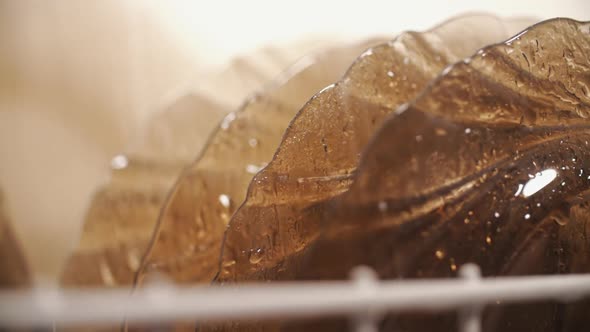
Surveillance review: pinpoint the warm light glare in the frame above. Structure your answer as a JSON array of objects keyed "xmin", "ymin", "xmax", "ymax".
[{"xmin": 521, "ymin": 169, "xmax": 558, "ymax": 197}]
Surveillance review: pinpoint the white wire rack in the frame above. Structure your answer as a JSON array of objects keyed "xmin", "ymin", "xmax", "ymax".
[{"xmin": 1, "ymin": 264, "xmax": 590, "ymax": 332}]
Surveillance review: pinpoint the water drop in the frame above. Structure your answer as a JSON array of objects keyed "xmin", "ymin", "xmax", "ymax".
[
  {"xmin": 222, "ymin": 260, "xmax": 236, "ymax": 267},
  {"xmin": 248, "ymin": 138, "xmax": 259, "ymax": 147},
  {"xmin": 514, "ymin": 184, "xmax": 524, "ymax": 196},
  {"xmin": 524, "ymin": 213, "xmax": 531, "ymax": 220},
  {"xmin": 249, "ymin": 248, "xmax": 264, "ymax": 264},
  {"xmin": 435, "ymin": 128, "xmax": 447, "ymax": 136},
  {"xmin": 494, "ymin": 212, "xmax": 500, "ymax": 218},
  {"xmin": 386, "ymin": 70, "xmax": 395, "ymax": 77},
  {"xmin": 246, "ymin": 164, "xmax": 261, "ymax": 174},
  {"xmin": 435, "ymin": 250, "xmax": 445, "ymax": 259},
  {"xmin": 441, "ymin": 66, "xmax": 453, "ymax": 76},
  {"xmin": 318, "ymin": 84, "xmax": 335, "ymax": 94},
  {"xmin": 219, "ymin": 194, "xmax": 231, "ymax": 208},
  {"xmin": 464, "ymin": 128, "xmax": 472, "ymax": 134},
  {"xmin": 360, "ymin": 49, "xmax": 374, "ymax": 58},
  {"xmin": 377, "ymin": 201, "xmax": 388, "ymax": 212},
  {"xmin": 110, "ymin": 154, "xmax": 128, "ymax": 170},
  {"xmin": 220, "ymin": 112, "xmax": 237, "ymax": 130},
  {"xmin": 486, "ymin": 236, "xmax": 492, "ymax": 245}
]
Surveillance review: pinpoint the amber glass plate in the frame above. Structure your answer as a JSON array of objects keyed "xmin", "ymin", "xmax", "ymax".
[
  {"xmin": 134, "ymin": 39, "xmax": 384, "ymax": 286},
  {"xmin": 215, "ymin": 14, "xmax": 535, "ymax": 284},
  {"xmin": 288, "ymin": 18, "xmax": 590, "ymax": 332},
  {"xmin": 59, "ymin": 43, "xmax": 332, "ymax": 287}
]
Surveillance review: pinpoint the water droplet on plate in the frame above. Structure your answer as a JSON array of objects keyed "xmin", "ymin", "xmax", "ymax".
[
  {"xmin": 246, "ymin": 164, "xmax": 262, "ymax": 174},
  {"xmin": 222, "ymin": 260, "xmax": 236, "ymax": 267},
  {"xmin": 219, "ymin": 194, "xmax": 231, "ymax": 208},
  {"xmin": 110, "ymin": 154, "xmax": 128, "ymax": 170},
  {"xmin": 358, "ymin": 49, "xmax": 374, "ymax": 59},
  {"xmin": 248, "ymin": 138, "xmax": 259, "ymax": 147},
  {"xmin": 220, "ymin": 112, "xmax": 237, "ymax": 130},
  {"xmin": 249, "ymin": 248, "xmax": 264, "ymax": 264},
  {"xmin": 515, "ymin": 183, "xmax": 524, "ymax": 196},
  {"xmin": 435, "ymin": 128, "xmax": 447, "ymax": 136}
]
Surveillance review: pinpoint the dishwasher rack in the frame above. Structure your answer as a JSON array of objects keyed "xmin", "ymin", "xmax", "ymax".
[{"xmin": 1, "ymin": 264, "xmax": 590, "ymax": 332}]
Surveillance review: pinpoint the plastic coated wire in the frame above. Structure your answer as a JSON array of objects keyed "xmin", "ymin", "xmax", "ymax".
[{"xmin": 1, "ymin": 264, "xmax": 589, "ymax": 332}]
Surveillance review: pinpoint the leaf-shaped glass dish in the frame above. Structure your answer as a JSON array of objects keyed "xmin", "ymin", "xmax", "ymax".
[
  {"xmin": 215, "ymin": 14, "xmax": 535, "ymax": 283},
  {"xmin": 292, "ymin": 18, "xmax": 590, "ymax": 332},
  {"xmin": 135, "ymin": 39, "xmax": 383, "ymax": 285},
  {"xmin": 59, "ymin": 43, "xmax": 324, "ymax": 287}
]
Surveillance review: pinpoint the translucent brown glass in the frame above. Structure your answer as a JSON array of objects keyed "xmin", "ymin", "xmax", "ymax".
[
  {"xmin": 60, "ymin": 94, "xmax": 229, "ymax": 286},
  {"xmin": 289, "ymin": 18, "xmax": 590, "ymax": 332},
  {"xmin": 134, "ymin": 39, "xmax": 383, "ymax": 286},
  {"xmin": 0, "ymin": 191, "xmax": 29, "ymax": 288},
  {"xmin": 60, "ymin": 42, "xmax": 323, "ymax": 287},
  {"xmin": 216, "ymin": 14, "xmax": 534, "ymax": 284}
]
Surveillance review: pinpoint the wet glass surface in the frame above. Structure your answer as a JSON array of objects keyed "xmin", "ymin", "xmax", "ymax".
[
  {"xmin": 134, "ymin": 40, "xmax": 383, "ymax": 286},
  {"xmin": 216, "ymin": 14, "xmax": 534, "ymax": 284},
  {"xmin": 288, "ymin": 18, "xmax": 590, "ymax": 332}
]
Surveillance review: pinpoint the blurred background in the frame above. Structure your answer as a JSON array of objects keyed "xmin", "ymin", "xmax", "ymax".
[{"xmin": 0, "ymin": 0, "xmax": 588, "ymax": 283}]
